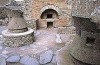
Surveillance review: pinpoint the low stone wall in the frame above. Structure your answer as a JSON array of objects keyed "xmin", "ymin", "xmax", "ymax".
[
  {"xmin": 38, "ymin": 18, "xmax": 68, "ymax": 28},
  {"xmin": 38, "ymin": 19, "xmax": 47, "ymax": 28},
  {"xmin": 57, "ymin": 26, "xmax": 76, "ymax": 34},
  {"xmin": 81, "ymin": 30, "xmax": 100, "ymax": 38},
  {"xmin": 3, "ymin": 33, "xmax": 34, "ymax": 47},
  {"xmin": 57, "ymin": 27, "xmax": 67, "ymax": 34},
  {"xmin": 2, "ymin": 28, "xmax": 34, "ymax": 47}
]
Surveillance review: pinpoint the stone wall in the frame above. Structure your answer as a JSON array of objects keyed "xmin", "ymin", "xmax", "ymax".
[
  {"xmin": 0, "ymin": 8, "xmax": 9, "ymax": 26},
  {"xmin": 57, "ymin": 26, "xmax": 76, "ymax": 34},
  {"xmin": 72, "ymin": 0, "xmax": 100, "ymax": 18},
  {"xmin": 3, "ymin": 32, "xmax": 34, "ymax": 47},
  {"xmin": 37, "ymin": 18, "xmax": 69, "ymax": 28},
  {"xmin": 22, "ymin": 0, "xmax": 100, "ymax": 28},
  {"xmin": 21, "ymin": 0, "xmax": 36, "ymax": 29},
  {"xmin": 29, "ymin": 0, "xmax": 72, "ymax": 28},
  {"xmin": 1, "ymin": 0, "xmax": 100, "ymax": 29},
  {"xmin": 72, "ymin": 17, "xmax": 97, "ymax": 35},
  {"xmin": 0, "ymin": 0, "xmax": 9, "ymax": 6}
]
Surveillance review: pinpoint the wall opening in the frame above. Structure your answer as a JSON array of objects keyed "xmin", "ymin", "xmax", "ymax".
[
  {"xmin": 47, "ymin": 22, "xmax": 53, "ymax": 28},
  {"xmin": 47, "ymin": 14, "xmax": 53, "ymax": 18},
  {"xmin": 86, "ymin": 37, "xmax": 95, "ymax": 44},
  {"xmin": 41, "ymin": 9, "xmax": 59, "ymax": 19}
]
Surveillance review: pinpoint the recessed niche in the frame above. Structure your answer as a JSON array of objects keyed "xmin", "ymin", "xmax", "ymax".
[{"xmin": 86, "ymin": 37, "xmax": 95, "ymax": 44}]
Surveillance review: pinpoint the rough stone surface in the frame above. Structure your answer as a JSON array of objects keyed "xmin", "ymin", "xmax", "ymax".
[
  {"xmin": 39, "ymin": 50, "xmax": 53, "ymax": 64},
  {"xmin": 7, "ymin": 55, "xmax": 21, "ymax": 62},
  {"xmin": 23, "ymin": 0, "xmax": 72, "ymax": 28},
  {"xmin": 2, "ymin": 50, "xmax": 9, "ymax": 54},
  {"xmin": 72, "ymin": 0, "xmax": 100, "ymax": 18},
  {"xmin": 3, "ymin": 29, "xmax": 34, "ymax": 47},
  {"xmin": 0, "ymin": 54, "xmax": 8, "ymax": 59},
  {"xmin": 91, "ymin": 6, "xmax": 100, "ymax": 23},
  {"xmin": 20, "ymin": 56, "xmax": 39, "ymax": 65},
  {"xmin": 57, "ymin": 26, "xmax": 76, "ymax": 34},
  {"xmin": 51, "ymin": 55, "xmax": 57, "ymax": 64},
  {"xmin": 0, "ymin": 57, "xmax": 6, "ymax": 65}
]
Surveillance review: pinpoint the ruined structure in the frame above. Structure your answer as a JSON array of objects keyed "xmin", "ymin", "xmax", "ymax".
[
  {"xmin": 57, "ymin": 0, "xmax": 100, "ymax": 65},
  {"xmin": 0, "ymin": 0, "xmax": 9, "ymax": 26},
  {"xmin": 0, "ymin": 0, "xmax": 22, "ymax": 26},
  {"xmin": 1, "ymin": 0, "xmax": 34, "ymax": 47},
  {"xmin": 0, "ymin": 0, "xmax": 72, "ymax": 29},
  {"xmin": 70, "ymin": 1, "xmax": 100, "ymax": 64},
  {"xmin": 2, "ymin": 11, "xmax": 34, "ymax": 47},
  {"xmin": 22, "ymin": 0, "xmax": 100, "ymax": 64},
  {"xmin": 29, "ymin": 0, "xmax": 72, "ymax": 28},
  {"xmin": 0, "ymin": 0, "xmax": 100, "ymax": 65}
]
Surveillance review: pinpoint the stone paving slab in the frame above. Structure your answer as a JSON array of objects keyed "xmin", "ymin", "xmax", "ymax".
[{"xmin": 0, "ymin": 26, "xmax": 7, "ymax": 35}]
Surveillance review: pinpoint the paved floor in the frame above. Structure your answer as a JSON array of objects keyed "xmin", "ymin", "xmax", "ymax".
[
  {"xmin": 0, "ymin": 26, "xmax": 7, "ymax": 34},
  {"xmin": 0, "ymin": 27, "xmax": 74, "ymax": 65},
  {"xmin": 0, "ymin": 28, "xmax": 72, "ymax": 56}
]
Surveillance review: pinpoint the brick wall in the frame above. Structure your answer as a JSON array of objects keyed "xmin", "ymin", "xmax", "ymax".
[{"xmin": 31, "ymin": 0, "xmax": 72, "ymax": 28}]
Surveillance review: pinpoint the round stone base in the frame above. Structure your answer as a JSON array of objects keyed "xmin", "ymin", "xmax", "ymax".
[
  {"xmin": 2, "ymin": 28, "xmax": 34, "ymax": 47},
  {"xmin": 56, "ymin": 46, "xmax": 92, "ymax": 65}
]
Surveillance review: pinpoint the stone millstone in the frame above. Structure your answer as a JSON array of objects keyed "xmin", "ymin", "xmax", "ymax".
[
  {"xmin": 8, "ymin": 17, "xmax": 28, "ymax": 33},
  {"xmin": 70, "ymin": 35, "xmax": 100, "ymax": 65},
  {"xmin": 2, "ymin": 9, "xmax": 34, "ymax": 47}
]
